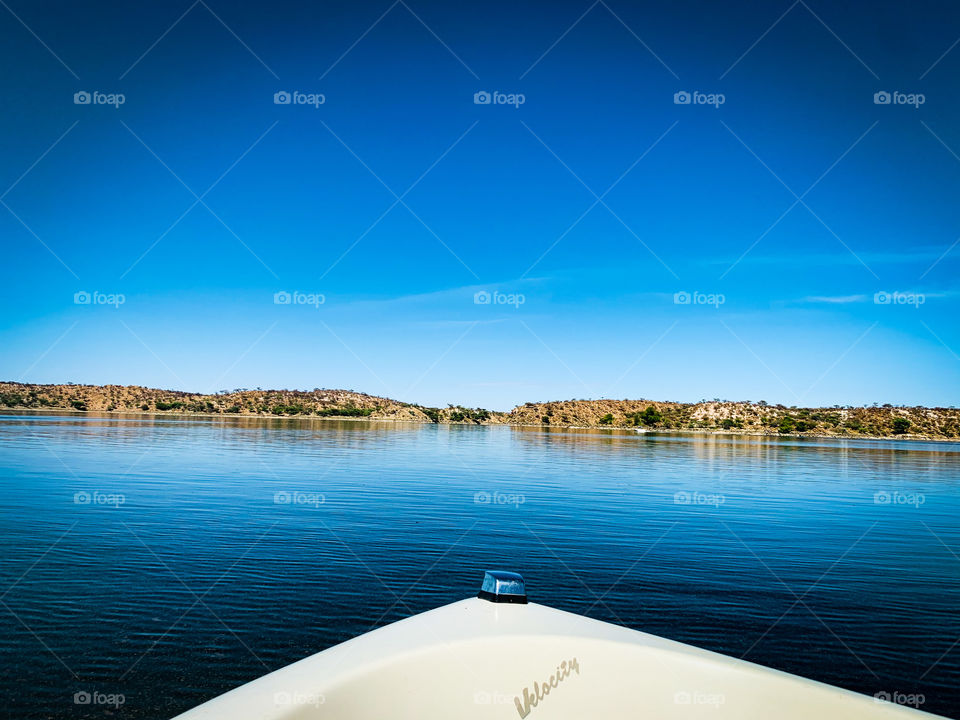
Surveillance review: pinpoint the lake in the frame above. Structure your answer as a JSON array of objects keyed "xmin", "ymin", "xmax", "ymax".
[{"xmin": 0, "ymin": 412, "xmax": 958, "ymax": 718}]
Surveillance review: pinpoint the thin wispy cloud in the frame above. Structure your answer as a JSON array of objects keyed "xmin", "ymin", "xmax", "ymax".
[{"xmin": 801, "ymin": 295, "xmax": 868, "ymax": 304}]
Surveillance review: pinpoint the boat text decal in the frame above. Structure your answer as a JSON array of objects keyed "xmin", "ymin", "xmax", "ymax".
[{"xmin": 514, "ymin": 657, "xmax": 580, "ymax": 718}]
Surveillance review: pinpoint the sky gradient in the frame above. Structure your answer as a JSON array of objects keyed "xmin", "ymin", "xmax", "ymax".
[{"xmin": 1, "ymin": 0, "xmax": 959, "ymax": 410}]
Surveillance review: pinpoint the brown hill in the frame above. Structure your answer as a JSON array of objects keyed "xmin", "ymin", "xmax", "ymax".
[
  {"xmin": 0, "ymin": 382, "xmax": 505, "ymax": 425},
  {"xmin": 1, "ymin": 383, "xmax": 957, "ymax": 440},
  {"xmin": 508, "ymin": 399, "xmax": 960, "ymax": 440}
]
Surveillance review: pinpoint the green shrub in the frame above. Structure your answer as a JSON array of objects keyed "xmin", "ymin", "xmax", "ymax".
[
  {"xmin": 70, "ymin": 399, "xmax": 87, "ymax": 411},
  {"xmin": 892, "ymin": 417, "xmax": 911, "ymax": 434},
  {"xmin": 598, "ymin": 413, "xmax": 614, "ymax": 425},
  {"xmin": 316, "ymin": 405, "xmax": 372, "ymax": 417},
  {"xmin": 272, "ymin": 404, "xmax": 309, "ymax": 415},
  {"xmin": 637, "ymin": 406, "xmax": 663, "ymax": 426}
]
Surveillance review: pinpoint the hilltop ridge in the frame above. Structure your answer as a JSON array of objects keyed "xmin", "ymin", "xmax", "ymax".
[
  {"xmin": 1, "ymin": 382, "xmax": 957, "ymax": 441},
  {"xmin": 0, "ymin": 382, "xmax": 506, "ymax": 425}
]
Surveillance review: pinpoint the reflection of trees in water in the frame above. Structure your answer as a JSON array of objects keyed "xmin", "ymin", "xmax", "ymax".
[
  {"xmin": 507, "ymin": 425, "xmax": 959, "ymax": 481},
  {"xmin": 0, "ymin": 410, "xmax": 432, "ymax": 451}
]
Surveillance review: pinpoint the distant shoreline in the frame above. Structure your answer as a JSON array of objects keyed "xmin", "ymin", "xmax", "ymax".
[
  {"xmin": 4, "ymin": 405, "xmax": 958, "ymax": 444},
  {"xmin": 3, "ymin": 381, "xmax": 958, "ymax": 442}
]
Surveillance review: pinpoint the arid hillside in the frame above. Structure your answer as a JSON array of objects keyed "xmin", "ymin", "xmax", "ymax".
[
  {"xmin": 508, "ymin": 399, "xmax": 960, "ymax": 440},
  {"xmin": 0, "ymin": 383, "xmax": 506, "ymax": 425},
  {"xmin": 2, "ymin": 383, "xmax": 957, "ymax": 440}
]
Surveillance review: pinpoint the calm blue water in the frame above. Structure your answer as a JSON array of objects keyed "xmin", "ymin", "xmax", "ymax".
[{"xmin": 1, "ymin": 412, "xmax": 958, "ymax": 718}]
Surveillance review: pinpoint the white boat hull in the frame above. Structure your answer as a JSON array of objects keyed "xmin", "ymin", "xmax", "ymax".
[{"xmin": 173, "ymin": 586, "xmax": 942, "ymax": 719}]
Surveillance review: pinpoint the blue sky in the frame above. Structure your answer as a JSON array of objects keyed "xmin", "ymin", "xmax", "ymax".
[{"xmin": 1, "ymin": 0, "xmax": 958, "ymax": 410}]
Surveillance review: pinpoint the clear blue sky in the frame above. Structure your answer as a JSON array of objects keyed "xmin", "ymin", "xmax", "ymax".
[{"xmin": 1, "ymin": 0, "xmax": 958, "ymax": 410}]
